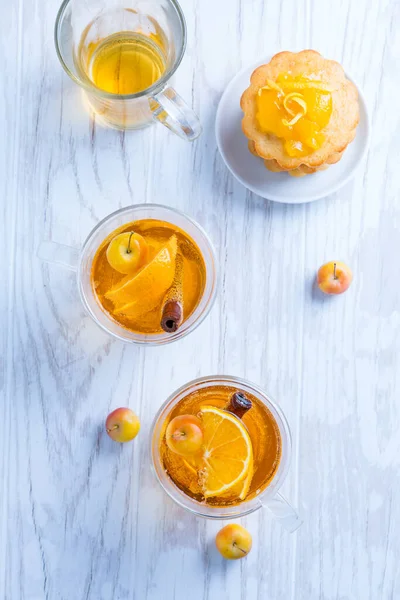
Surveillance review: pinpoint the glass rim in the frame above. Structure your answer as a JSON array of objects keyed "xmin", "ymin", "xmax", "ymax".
[
  {"xmin": 54, "ymin": 0, "xmax": 187, "ymax": 100},
  {"xmin": 150, "ymin": 375, "xmax": 293, "ymax": 518},
  {"xmin": 77, "ymin": 203, "xmax": 218, "ymax": 346}
]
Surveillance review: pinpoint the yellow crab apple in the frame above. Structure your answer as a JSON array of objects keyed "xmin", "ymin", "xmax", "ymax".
[
  {"xmin": 106, "ymin": 231, "xmax": 148, "ymax": 275},
  {"xmin": 165, "ymin": 414, "xmax": 203, "ymax": 456},
  {"xmin": 317, "ymin": 261, "xmax": 353, "ymax": 295},
  {"xmin": 215, "ymin": 524, "xmax": 252, "ymax": 560},
  {"xmin": 106, "ymin": 408, "xmax": 140, "ymax": 442}
]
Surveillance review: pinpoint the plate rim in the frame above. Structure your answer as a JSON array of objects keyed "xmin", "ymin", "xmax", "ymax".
[{"xmin": 215, "ymin": 56, "xmax": 370, "ymax": 204}]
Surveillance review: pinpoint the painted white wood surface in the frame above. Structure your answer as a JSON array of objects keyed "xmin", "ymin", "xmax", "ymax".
[{"xmin": 1, "ymin": 0, "xmax": 399, "ymax": 598}]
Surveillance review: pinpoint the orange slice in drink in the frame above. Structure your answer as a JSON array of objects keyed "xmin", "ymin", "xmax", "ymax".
[
  {"xmin": 198, "ymin": 406, "xmax": 253, "ymax": 498},
  {"xmin": 105, "ymin": 234, "xmax": 177, "ymax": 318},
  {"xmin": 237, "ymin": 462, "xmax": 253, "ymax": 500},
  {"xmin": 220, "ymin": 459, "xmax": 254, "ymax": 501},
  {"xmin": 184, "ymin": 454, "xmax": 254, "ymax": 501}
]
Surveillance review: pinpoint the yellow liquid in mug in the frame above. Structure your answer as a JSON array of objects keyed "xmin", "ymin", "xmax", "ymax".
[{"xmin": 88, "ymin": 32, "xmax": 166, "ymax": 95}]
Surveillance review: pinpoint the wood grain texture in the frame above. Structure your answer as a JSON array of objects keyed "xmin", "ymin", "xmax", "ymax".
[{"xmin": 1, "ymin": 0, "xmax": 399, "ymax": 598}]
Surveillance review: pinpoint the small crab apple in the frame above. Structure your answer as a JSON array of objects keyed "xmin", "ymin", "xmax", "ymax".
[
  {"xmin": 106, "ymin": 408, "xmax": 140, "ymax": 442},
  {"xmin": 166, "ymin": 415, "xmax": 203, "ymax": 456},
  {"xmin": 106, "ymin": 232, "xmax": 148, "ymax": 275},
  {"xmin": 317, "ymin": 261, "xmax": 353, "ymax": 295},
  {"xmin": 215, "ymin": 524, "xmax": 252, "ymax": 560}
]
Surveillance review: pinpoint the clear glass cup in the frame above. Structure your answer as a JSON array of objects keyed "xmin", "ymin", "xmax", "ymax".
[
  {"xmin": 38, "ymin": 204, "xmax": 217, "ymax": 345},
  {"xmin": 55, "ymin": 0, "xmax": 201, "ymax": 139},
  {"xmin": 151, "ymin": 375, "xmax": 302, "ymax": 532}
]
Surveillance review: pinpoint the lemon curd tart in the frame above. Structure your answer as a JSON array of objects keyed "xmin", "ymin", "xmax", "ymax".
[{"xmin": 241, "ymin": 50, "xmax": 359, "ymax": 176}]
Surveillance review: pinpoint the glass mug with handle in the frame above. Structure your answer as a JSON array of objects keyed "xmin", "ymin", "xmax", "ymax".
[
  {"xmin": 38, "ymin": 204, "xmax": 217, "ymax": 345},
  {"xmin": 151, "ymin": 375, "xmax": 302, "ymax": 532},
  {"xmin": 55, "ymin": 0, "xmax": 201, "ymax": 138}
]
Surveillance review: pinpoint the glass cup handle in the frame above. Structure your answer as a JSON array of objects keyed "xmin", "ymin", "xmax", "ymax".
[
  {"xmin": 149, "ymin": 86, "xmax": 202, "ymax": 141},
  {"xmin": 37, "ymin": 241, "xmax": 80, "ymax": 272},
  {"xmin": 260, "ymin": 492, "xmax": 302, "ymax": 533}
]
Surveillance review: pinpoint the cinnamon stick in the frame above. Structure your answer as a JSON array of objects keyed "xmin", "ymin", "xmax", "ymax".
[
  {"xmin": 160, "ymin": 253, "xmax": 184, "ymax": 333},
  {"xmin": 225, "ymin": 392, "xmax": 252, "ymax": 419}
]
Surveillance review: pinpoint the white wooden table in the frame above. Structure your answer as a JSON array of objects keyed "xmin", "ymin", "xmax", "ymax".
[{"xmin": 1, "ymin": 0, "xmax": 399, "ymax": 598}]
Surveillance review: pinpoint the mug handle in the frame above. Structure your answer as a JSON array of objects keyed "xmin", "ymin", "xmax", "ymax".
[
  {"xmin": 260, "ymin": 492, "xmax": 302, "ymax": 533},
  {"xmin": 37, "ymin": 241, "xmax": 79, "ymax": 272},
  {"xmin": 149, "ymin": 86, "xmax": 202, "ymax": 141}
]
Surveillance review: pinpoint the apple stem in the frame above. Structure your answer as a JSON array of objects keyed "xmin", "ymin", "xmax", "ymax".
[
  {"xmin": 106, "ymin": 424, "xmax": 119, "ymax": 433},
  {"xmin": 127, "ymin": 232, "xmax": 134, "ymax": 254},
  {"xmin": 333, "ymin": 262, "xmax": 337, "ymax": 280},
  {"xmin": 233, "ymin": 542, "xmax": 247, "ymax": 555}
]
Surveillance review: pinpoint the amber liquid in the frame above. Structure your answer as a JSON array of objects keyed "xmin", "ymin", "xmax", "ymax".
[
  {"xmin": 85, "ymin": 32, "xmax": 166, "ymax": 95},
  {"xmin": 160, "ymin": 385, "xmax": 282, "ymax": 506},
  {"xmin": 75, "ymin": 13, "xmax": 169, "ymax": 128},
  {"xmin": 91, "ymin": 219, "xmax": 206, "ymax": 335}
]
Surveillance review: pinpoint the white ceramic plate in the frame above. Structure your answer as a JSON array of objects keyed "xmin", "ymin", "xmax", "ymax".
[{"xmin": 215, "ymin": 59, "xmax": 370, "ymax": 204}]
